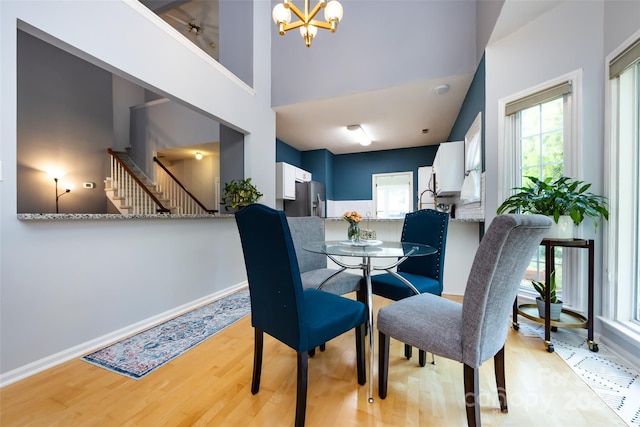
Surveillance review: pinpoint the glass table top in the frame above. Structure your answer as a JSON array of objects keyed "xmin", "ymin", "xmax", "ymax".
[{"xmin": 303, "ymin": 240, "xmax": 436, "ymax": 258}]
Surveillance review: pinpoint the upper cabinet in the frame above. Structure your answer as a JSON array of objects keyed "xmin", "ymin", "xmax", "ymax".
[
  {"xmin": 276, "ymin": 162, "xmax": 312, "ymax": 200},
  {"xmin": 460, "ymin": 112, "xmax": 482, "ymax": 204},
  {"xmin": 295, "ymin": 167, "xmax": 312, "ymax": 182},
  {"xmin": 432, "ymin": 141, "xmax": 464, "ymax": 196}
]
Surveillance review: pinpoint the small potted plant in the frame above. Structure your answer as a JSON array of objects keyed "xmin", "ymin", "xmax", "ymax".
[
  {"xmin": 531, "ymin": 271, "xmax": 563, "ymax": 321},
  {"xmin": 221, "ymin": 178, "xmax": 263, "ymax": 211},
  {"xmin": 496, "ymin": 175, "xmax": 609, "ymax": 238}
]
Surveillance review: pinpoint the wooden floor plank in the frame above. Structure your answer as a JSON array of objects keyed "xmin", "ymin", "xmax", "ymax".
[{"xmin": 0, "ymin": 295, "xmax": 625, "ymax": 426}]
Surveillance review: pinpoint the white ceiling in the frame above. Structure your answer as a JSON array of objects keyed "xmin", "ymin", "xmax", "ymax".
[
  {"xmin": 274, "ymin": 73, "xmax": 474, "ymax": 155},
  {"xmin": 144, "ymin": 0, "xmax": 563, "ymax": 157}
]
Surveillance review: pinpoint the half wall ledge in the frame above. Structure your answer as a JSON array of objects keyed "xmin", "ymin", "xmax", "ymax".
[{"xmin": 17, "ymin": 213, "xmax": 234, "ymax": 221}]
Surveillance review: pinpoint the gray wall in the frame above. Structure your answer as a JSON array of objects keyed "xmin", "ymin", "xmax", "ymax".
[
  {"xmin": 219, "ymin": 0, "xmax": 253, "ymax": 87},
  {"xmin": 1, "ymin": 0, "xmax": 275, "ymax": 381},
  {"xmin": 17, "ymin": 31, "xmax": 112, "ymax": 214},
  {"xmin": 129, "ymin": 99, "xmax": 221, "ymax": 179},
  {"xmin": 271, "ymin": 0, "xmax": 478, "ymax": 107},
  {"xmin": 219, "ymin": 124, "xmax": 246, "ymax": 212}
]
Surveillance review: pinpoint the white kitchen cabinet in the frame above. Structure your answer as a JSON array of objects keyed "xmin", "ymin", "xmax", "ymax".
[
  {"xmin": 277, "ymin": 162, "xmax": 312, "ymax": 199},
  {"xmin": 276, "ymin": 162, "xmax": 296, "ymax": 200},
  {"xmin": 432, "ymin": 141, "xmax": 464, "ymax": 196},
  {"xmin": 295, "ymin": 167, "xmax": 312, "ymax": 182}
]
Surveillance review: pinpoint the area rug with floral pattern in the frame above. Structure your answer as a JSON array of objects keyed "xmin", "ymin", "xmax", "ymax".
[{"xmin": 82, "ymin": 289, "xmax": 250, "ymax": 379}]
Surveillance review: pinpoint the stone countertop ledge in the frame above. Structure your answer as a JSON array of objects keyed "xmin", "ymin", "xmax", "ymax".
[
  {"xmin": 17, "ymin": 213, "xmax": 235, "ymax": 220},
  {"xmin": 18, "ymin": 213, "xmax": 483, "ymax": 222},
  {"xmin": 324, "ymin": 217, "xmax": 483, "ymax": 223}
]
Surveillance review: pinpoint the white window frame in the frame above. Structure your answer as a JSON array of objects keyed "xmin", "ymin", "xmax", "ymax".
[
  {"xmin": 603, "ymin": 30, "xmax": 640, "ymax": 341},
  {"xmin": 498, "ymin": 70, "xmax": 584, "ymax": 309},
  {"xmin": 372, "ymin": 171, "xmax": 413, "ymax": 219}
]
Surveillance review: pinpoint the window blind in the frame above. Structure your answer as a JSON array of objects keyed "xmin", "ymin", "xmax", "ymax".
[
  {"xmin": 505, "ymin": 82, "xmax": 572, "ymax": 116},
  {"xmin": 610, "ymin": 37, "xmax": 640, "ymax": 79}
]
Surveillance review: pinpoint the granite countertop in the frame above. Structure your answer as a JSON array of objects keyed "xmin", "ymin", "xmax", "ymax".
[
  {"xmin": 324, "ymin": 216, "xmax": 483, "ymax": 223},
  {"xmin": 17, "ymin": 213, "xmax": 235, "ymax": 220},
  {"xmin": 18, "ymin": 213, "xmax": 483, "ymax": 222}
]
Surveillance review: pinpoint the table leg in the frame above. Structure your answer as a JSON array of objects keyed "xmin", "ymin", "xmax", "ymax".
[{"xmin": 363, "ymin": 256, "xmax": 374, "ymax": 403}]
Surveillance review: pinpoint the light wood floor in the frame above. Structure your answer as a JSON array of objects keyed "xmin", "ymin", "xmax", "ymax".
[{"xmin": 0, "ymin": 295, "xmax": 625, "ymax": 426}]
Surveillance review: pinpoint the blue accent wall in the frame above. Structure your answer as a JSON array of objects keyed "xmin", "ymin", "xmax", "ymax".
[
  {"xmin": 302, "ymin": 149, "xmax": 334, "ymax": 199},
  {"xmin": 332, "ymin": 147, "xmax": 438, "ymax": 200},
  {"xmin": 276, "ymin": 138, "xmax": 302, "ymax": 166},
  {"xmin": 276, "ymin": 141, "xmax": 437, "ymax": 202},
  {"xmin": 448, "ymin": 53, "xmax": 486, "ymax": 171}
]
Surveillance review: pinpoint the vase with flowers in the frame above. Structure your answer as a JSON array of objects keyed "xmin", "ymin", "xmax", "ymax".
[{"xmin": 342, "ymin": 211, "xmax": 362, "ymax": 242}]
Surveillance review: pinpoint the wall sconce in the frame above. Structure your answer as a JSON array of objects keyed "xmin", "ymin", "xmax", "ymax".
[{"xmin": 54, "ymin": 177, "xmax": 71, "ymax": 213}]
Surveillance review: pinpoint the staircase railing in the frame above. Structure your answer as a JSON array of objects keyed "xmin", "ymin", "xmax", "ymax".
[
  {"xmin": 153, "ymin": 157, "xmax": 217, "ymax": 215},
  {"xmin": 108, "ymin": 149, "xmax": 170, "ymax": 214}
]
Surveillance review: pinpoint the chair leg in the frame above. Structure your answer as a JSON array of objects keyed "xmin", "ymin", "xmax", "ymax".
[
  {"xmin": 464, "ymin": 363, "xmax": 480, "ymax": 427},
  {"xmin": 295, "ymin": 352, "xmax": 309, "ymax": 427},
  {"xmin": 494, "ymin": 346, "xmax": 508, "ymax": 412},
  {"xmin": 419, "ymin": 349, "xmax": 426, "ymax": 367},
  {"xmin": 251, "ymin": 328, "xmax": 263, "ymax": 395},
  {"xmin": 404, "ymin": 343, "xmax": 413, "ymax": 359},
  {"xmin": 320, "ymin": 343, "xmax": 326, "ymax": 352},
  {"xmin": 355, "ymin": 324, "xmax": 366, "ymax": 385},
  {"xmin": 416, "ymin": 350, "xmax": 436, "ymax": 366},
  {"xmin": 378, "ymin": 331, "xmax": 390, "ymax": 399},
  {"xmin": 308, "ymin": 348, "xmax": 316, "ymax": 357}
]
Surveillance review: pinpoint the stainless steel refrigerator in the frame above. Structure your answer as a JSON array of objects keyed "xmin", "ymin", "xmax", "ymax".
[{"xmin": 284, "ymin": 181, "xmax": 326, "ymax": 217}]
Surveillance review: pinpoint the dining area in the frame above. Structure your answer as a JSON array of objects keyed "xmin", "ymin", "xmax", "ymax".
[
  {"xmin": 234, "ymin": 203, "xmax": 553, "ymax": 427},
  {"xmin": 1, "ymin": 205, "xmax": 625, "ymax": 427}
]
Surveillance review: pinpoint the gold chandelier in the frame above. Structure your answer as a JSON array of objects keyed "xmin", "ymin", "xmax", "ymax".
[{"xmin": 272, "ymin": 0, "xmax": 344, "ymax": 48}]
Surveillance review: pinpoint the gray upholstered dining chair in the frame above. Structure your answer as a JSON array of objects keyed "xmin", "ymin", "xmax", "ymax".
[
  {"xmin": 288, "ymin": 216, "xmax": 364, "ymax": 355},
  {"xmin": 377, "ymin": 214, "xmax": 552, "ymax": 427},
  {"xmin": 287, "ymin": 216, "xmax": 363, "ymax": 297}
]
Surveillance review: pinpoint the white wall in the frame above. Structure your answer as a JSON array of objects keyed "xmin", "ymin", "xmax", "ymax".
[
  {"xmin": 0, "ymin": 0, "xmax": 274, "ymax": 383},
  {"xmin": 485, "ymin": 0, "xmax": 640, "ymax": 364},
  {"xmin": 485, "ymin": 1, "xmax": 606, "ymax": 227},
  {"xmin": 325, "ymin": 220, "xmax": 479, "ymax": 296}
]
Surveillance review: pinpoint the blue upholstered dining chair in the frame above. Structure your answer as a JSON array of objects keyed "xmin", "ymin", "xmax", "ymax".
[
  {"xmin": 377, "ymin": 214, "xmax": 552, "ymax": 427},
  {"xmin": 235, "ymin": 204, "xmax": 367, "ymax": 427},
  {"xmin": 371, "ymin": 209, "xmax": 449, "ymax": 366}
]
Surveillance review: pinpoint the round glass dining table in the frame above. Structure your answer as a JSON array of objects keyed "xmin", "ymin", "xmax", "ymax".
[{"xmin": 303, "ymin": 240, "xmax": 436, "ymax": 402}]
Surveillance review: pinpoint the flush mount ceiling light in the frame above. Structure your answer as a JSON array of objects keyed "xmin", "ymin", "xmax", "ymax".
[
  {"xmin": 272, "ymin": 0, "xmax": 344, "ymax": 48},
  {"xmin": 347, "ymin": 124, "xmax": 371, "ymax": 146},
  {"xmin": 433, "ymin": 84, "xmax": 450, "ymax": 95},
  {"xmin": 195, "ymin": 152, "xmax": 203, "ymax": 160}
]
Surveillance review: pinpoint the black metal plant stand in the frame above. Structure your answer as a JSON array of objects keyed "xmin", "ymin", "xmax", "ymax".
[{"xmin": 512, "ymin": 238, "xmax": 597, "ymax": 353}]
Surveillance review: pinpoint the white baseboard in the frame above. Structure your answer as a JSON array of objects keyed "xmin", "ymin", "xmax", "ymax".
[{"xmin": 0, "ymin": 282, "xmax": 248, "ymax": 388}]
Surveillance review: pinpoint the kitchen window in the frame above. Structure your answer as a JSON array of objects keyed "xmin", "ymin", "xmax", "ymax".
[{"xmin": 373, "ymin": 172, "xmax": 413, "ymax": 219}]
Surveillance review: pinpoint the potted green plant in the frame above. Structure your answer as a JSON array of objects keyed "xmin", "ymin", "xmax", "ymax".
[
  {"xmin": 531, "ymin": 271, "xmax": 563, "ymax": 321},
  {"xmin": 221, "ymin": 178, "xmax": 263, "ymax": 211},
  {"xmin": 496, "ymin": 176, "xmax": 609, "ymax": 238}
]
